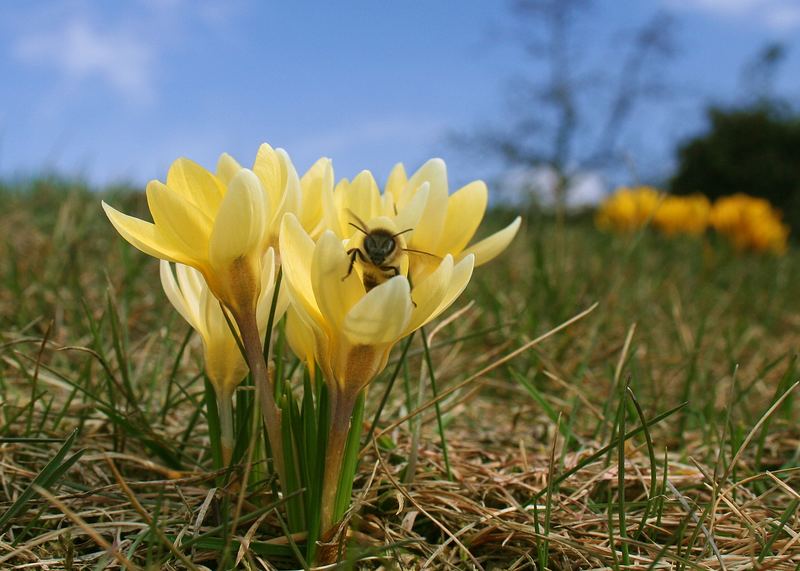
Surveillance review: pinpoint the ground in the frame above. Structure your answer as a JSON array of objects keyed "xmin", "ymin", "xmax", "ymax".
[{"xmin": 0, "ymin": 181, "xmax": 798, "ymax": 569}]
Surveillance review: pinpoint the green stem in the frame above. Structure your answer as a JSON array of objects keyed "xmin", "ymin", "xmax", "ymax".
[
  {"xmin": 216, "ymin": 387, "xmax": 234, "ymax": 467},
  {"xmin": 235, "ymin": 310, "xmax": 286, "ymax": 490},
  {"xmin": 319, "ymin": 390, "xmax": 357, "ymax": 538}
]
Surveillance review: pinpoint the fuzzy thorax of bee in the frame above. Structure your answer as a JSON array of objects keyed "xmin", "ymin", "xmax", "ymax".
[{"xmin": 344, "ymin": 215, "xmax": 411, "ymax": 292}]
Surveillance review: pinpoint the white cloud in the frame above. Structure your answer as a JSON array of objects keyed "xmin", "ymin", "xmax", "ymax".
[
  {"xmin": 14, "ymin": 17, "xmax": 156, "ymax": 104},
  {"xmin": 500, "ymin": 165, "xmax": 607, "ymax": 208},
  {"xmin": 665, "ymin": 0, "xmax": 800, "ymax": 31}
]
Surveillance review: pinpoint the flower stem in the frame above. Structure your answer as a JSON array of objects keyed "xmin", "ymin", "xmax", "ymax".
[
  {"xmin": 217, "ymin": 388, "xmax": 234, "ymax": 467},
  {"xmin": 235, "ymin": 311, "xmax": 286, "ymax": 490},
  {"xmin": 319, "ymin": 390, "xmax": 357, "ymax": 538}
]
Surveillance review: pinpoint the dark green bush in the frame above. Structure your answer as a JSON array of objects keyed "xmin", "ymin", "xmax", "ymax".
[{"xmin": 670, "ymin": 104, "xmax": 800, "ymax": 230}]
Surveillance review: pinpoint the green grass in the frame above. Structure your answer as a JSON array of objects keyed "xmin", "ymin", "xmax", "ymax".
[{"xmin": 0, "ymin": 179, "xmax": 798, "ymax": 569}]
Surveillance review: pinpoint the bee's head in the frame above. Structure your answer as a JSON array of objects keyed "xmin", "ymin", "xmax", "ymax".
[{"xmin": 363, "ymin": 229, "xmax": 396, "ymax": 265}]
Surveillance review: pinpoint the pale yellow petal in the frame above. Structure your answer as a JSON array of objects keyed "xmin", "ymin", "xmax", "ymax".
[
  {"xmin": 200, "ymin": 286, "xmax": 248, "ymax": 393},
  {"xmin": 175, "ymin": 262, "xmax": 205, "ymax": 312},
  {"xmin": 146, "ymin": 180, "xmax": 213, "ymax": 259},
  {"xmin": 323, "ymin": 175, "xmax": 344, "ymax": 237},
  {"xmin": 438, "ymin": 181, "xmax": 487, "ymax": 255},
  {"xmin": 311, "ymin": 231, "xmax": 364, "ymax": 331},
  {"xmin": 209, "ymin": 169, "xmax": 267, "ymax": 271},
  {"xmin": 279, "ymin": 214, "xmax": 323, "ymax": 324},
  {"xmin": 342, "ymin": 277, "xmax": 412, "ymax": 344},
  {"xmin": 216, "ymin": 153, "xmax": 243, "ymax": 186},
  {"xmin": 299, "ymin": 157, "xmax": 332, "ymax": 236},
  {"xmin": 255, "ymin": 248, "xmax": 288, "ymax": 334},
  {"xmin": 286, "ymin": 306, "xmax": 317, "ymax": 376},
  {"xmin": 252, "ymin": 143, "xmax": 283, "ymax": 212},
  {"xmin": 461, "ymin": 217, "xmax": 521, "ymax": 266},
  {"xmin": 268, "ymin": 148, "xmax": 301, "ymax": 231},
  {"xmin": 160, "ymin": 261, "xmax": 201, "ymax": 331},
  {"xmin": 166, "ymin": 158, "xmax": 224, "ymax": 215},
  {"xmin": 385, "ymin": 163, "xmax": 408, "ymax": 204},
  {"xmin": 393, "ymin": 182, "xmax": 429, "ymax": 239},
  {"xmin": 407, "ymin": 254, "xmax": 454, "ymax": 332},
  {"xmin": 341, "ymin": 171, "xmax": 382, "ymax": 237},
  {"xmin": 408, "ymin": 159, "xmax": 449, "ymax": 249},
  {"xmin": 102, "ymin": 201, "xmax": 194, "ymax": 265},
  {"xmin": 426, "ymin": 254, "xmax": 475, "ymax": 326}
]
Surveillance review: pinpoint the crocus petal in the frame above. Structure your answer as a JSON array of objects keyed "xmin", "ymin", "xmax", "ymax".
[
  {"xmin": 299, "ymin": 157, "xmax": 332, "ymax": 236},
  {"xmin": 408, "ymin": 159, "xmax": 449, "ymax": 249},
  {"xmin": 438, "ymin": 181, "xmax": 488, "ymax": 255},
  {"xmin": 279, "ymin": 214, "xmax": 324, "ymax": 324},
  {"xmin": 147, "ymin": 180, "xmax": 213, "ymax": 259},
  {"xmin": 166, "ymin": 158, "xmax": 224, "ymax": 214},
  {"xmin": 160, "ymin": 261, "xmax": 201, "ymax": 330},
  {"xmin": 407, "ymin": 254, "xmax": 454, "ymax": 332},
  {"xmin": 461, "ymin": 216, "xmax": 522, "ymax": 266},
  {"xmin": 428, "ymin": 254, "xmax": 475, "ymax": 323},
  {"xmin": 340, "ymin": 171, "xmax": 382, "ymax": 236},
  {"xmin": 209, "ymin": 169, "xmax": 267, "ymax": 271},
  {"xmin": 175, "ymin": 262, "xmax": 205, "ymax": 312},
  {"xmin": 286, "ymin": 306, "xmax": 317, "ymax": 377},
  {"xmin": 268, "ymin": 148, "xmax": 301, "ymax": 232},
  {"xmin": 385, "ymin": 163, "xmax": 408, "ymax": 204},
  {"xmin": 342, "ymin": 276, "xmax": 412, "ymax": 345},
  {"xmin": 393, "ymin": 182, "xmax": 430, "ymax": 240},
  {"xmin": 312, "ymin": 231, "xmax": 364, "ymax": 332},
  {"xmin": 200, "ymin": 286, "xmax": 248, "ymax": 392},
  {"xmin": 102, "ymin": 201, "xmax": 194, "ymax": 265},
  {"xmin": 216, "ymin": 153, "xmax": 243, "ymax": 186},
  {"xmin": 322, "ymin": 174, "xmax": 344, "ymax": 238},
  {"xmin": 252, "ymin": 143, "xmax": 284, "ymax": 212},
  {"xmin": 255, "ymin": 248, "xmax": 289, "ymax": 336}
]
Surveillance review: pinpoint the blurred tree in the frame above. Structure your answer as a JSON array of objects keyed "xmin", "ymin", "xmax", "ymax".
[
  {"xmin": 456, "ymin": 0, "xmax": 675, "ymax": 210},
  {"xmin": 670, "ymin": 104, "xmax": 800, "ymax": 230},
  {"xmin": 739, "ymin": 42, "xmax": 787, "ymax": 104}
]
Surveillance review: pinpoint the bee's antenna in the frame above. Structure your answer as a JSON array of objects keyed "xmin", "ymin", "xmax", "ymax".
[
  {"xmin": 347, "ymin": 208, "xmax": 367, "ymax": 230},
  {"xmin": 348, "ymin": 222, "xmax": 369, "ymax": 235},
  {"xmin": 402, "ymin": 248, "xmax": 441, "ymax": 260},
  {"xmin": 392, "ymin": 228, "xmax": 413, "ymax": 238}
]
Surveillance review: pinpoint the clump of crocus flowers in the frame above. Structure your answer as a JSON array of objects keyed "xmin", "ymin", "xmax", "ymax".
[
  {"xmin": 102, "ymin": 143, "xmax": 520, "ymax": 564},
  {"xmin": 596, "ymin": 186, "xmax": 790, "ymax": 254},
  {"xmin": 710, "ymin": 193, "xmax": 789, "ymax": 254}
]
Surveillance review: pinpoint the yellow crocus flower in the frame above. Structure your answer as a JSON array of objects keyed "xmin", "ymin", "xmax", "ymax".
[
  {"xmin": 279, "ymin": 212, "xmax": 474, "ymax": 534},
  {"xmin": 159, "ymin": 249, "xmax": 285, "ymax": 463},
  {"xmin": 596, "ymin": 186, "xmax": 663, "ymax": 233},
  {"xmin": 320, "ymin": 159, "xmax": 520, "ymax": 278},
  {"xmin": 383, "ymin": 159, "xmax": 522, "ymax": 272},
  {"xmin": 102, "ymin": 144, "xmax": 300, "ymax": 485},
  {"xmin": 710, "ymin": 194, "xmax": 789, "ymax": 254},
  {"xmin": 652, "ymin": 194, "xmax": 711, "ymax": 237}
]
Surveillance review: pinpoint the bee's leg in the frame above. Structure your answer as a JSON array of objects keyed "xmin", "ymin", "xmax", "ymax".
[
  {"xmin": 380, "ymin": 265, "xmax": 401, "ymax": 277},
  {"xmin": 342, "ymin": 249, "xmax": 366, "ymax": 281}
]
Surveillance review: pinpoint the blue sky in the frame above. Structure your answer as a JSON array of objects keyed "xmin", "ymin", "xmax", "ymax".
[{"xmin": 2, "ymin": 0, "xmax": 799, "ymax": 193}]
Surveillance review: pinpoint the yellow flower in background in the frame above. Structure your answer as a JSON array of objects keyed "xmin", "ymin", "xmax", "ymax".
[
  {"xmin": 279, "ymin": 213, "xmax": 474, "ymax": 533},
  {"xmin": 159, "ymin": 250, "xmax": 286, "ymax": 463},
  {"xmin": 710, "ymin": 194, "xmax": 789, "ymax": 254},
  {"xmin": 596, "ymin": 186, "xmax": 662, "ymax": 233},
  {"xmin": 652, "ymin": 194, "xmax": 711, "ymax": 237},
  {"xmin": 321, "ymin": 159, "xmax": 521, "ymax": 279}
]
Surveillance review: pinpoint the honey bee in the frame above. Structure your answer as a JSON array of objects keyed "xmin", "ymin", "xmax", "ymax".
[{"xmin": 343, "ymin": 212, "xmax": 434, "ymax": 292}]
